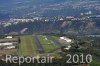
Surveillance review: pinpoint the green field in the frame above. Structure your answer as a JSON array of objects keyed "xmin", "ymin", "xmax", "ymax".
[
  {"xmin": 38, "ymin": 35, "xmax": 60, "ymax": 53},
  {"xmin": 18, "ymin": 35, "xmax": 63, "ymax": 56},
  {"xmin": 18, "ymin": 35, "xmax": 38, "ymax": 56},
  {"xmin": 90, "ymin": 55, "xmax": 100, "ymax": 66}
]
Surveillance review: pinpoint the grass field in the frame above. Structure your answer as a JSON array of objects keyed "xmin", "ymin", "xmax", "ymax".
[
  {"xmin": 18, "ymin": 35, "xmax": 72, "ymax": 56},
  {"xmin": 38, "ymin": 35, "xmax": 60, "ymax": 53},
  {"xmin": 18, "ymin": 35, "xmax": 62, "ymax": 55},
  {"xmin": 18, "ymin": 35, "xmax": 38, "ymax": 56}
]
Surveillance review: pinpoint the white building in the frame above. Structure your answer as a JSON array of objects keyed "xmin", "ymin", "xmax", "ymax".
[
  {"xmin": 60, "ymin": 37, "xmax": 72, "ymax": 42},
  {"xmin": 0, "ymin": 42, "xmax": 16, "ymax": 49},
  {"xmin": 5, "ymin": 46, "xmax": 15, "ymax": 49},
  {"xmin": 0, "ymin": 42, "xmax": 13, "ymax": 46},
  {"xmin": 5, "ymin": 36, "xmax": 13, "ymax": 39}
]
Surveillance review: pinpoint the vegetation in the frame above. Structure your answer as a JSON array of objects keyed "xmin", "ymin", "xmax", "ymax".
[
  {"xmin": 0, "ymin": 35, "xmax": 100, "ymax": 66},
  {"xmin": 38, "ymin": 35, "xmax": 60, "ymax": 53},
  {"xmin": 18, "ymin": 35, "xmax": 38, "ymax": 56}
]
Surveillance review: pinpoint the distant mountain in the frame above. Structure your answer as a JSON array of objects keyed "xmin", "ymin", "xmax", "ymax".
[
  {"xmin": 0, "ymin": 0, "xmax": 99, "ymax": 18},
  {"xmin": 1, "ymin": 19, "xmax": 100, "ymax": 35},
  {"xmin": 0, "ymin": 0, "xmax": 66, "ymax": 5},
  {"xmin": 0, "ymin": 0, "xmax": 99, "ymax": 35}
]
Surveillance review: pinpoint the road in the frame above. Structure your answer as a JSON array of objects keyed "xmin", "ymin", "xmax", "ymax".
[
  {"xmin": 33, "ymin": 35, "xmax": 45, "ymax": 54},
  {"xmin": 47, "ymin": 35, "xmax": 62, "ymax": 47}
]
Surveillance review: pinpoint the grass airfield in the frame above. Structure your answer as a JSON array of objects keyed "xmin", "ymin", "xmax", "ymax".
[{"xmin": 18, "ymin": 35, "xmax": 66, "ymax": 56}]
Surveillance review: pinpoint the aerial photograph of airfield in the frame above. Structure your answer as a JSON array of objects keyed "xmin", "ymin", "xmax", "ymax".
[
  {"xmin": 0, "ymin": 35, "xmax": 72, "ymax": 56},
  {"xmin": 0, "ymin": 0, "xmax": 100, "ymax": 66}
]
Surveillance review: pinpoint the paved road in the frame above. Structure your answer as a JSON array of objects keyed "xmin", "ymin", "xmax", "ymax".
[
  {"xmin": 47, "ymin": 35, "xmax": 62, "ymax": 47},
  {"xmin": 33, "ymin": 35, "xmax": 45, "ymax": 54}
]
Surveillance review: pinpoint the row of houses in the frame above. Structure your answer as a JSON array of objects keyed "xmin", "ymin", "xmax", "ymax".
[{"xmin": 0, "ymin": 36, "xmax": 18, "ymax": 50}]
